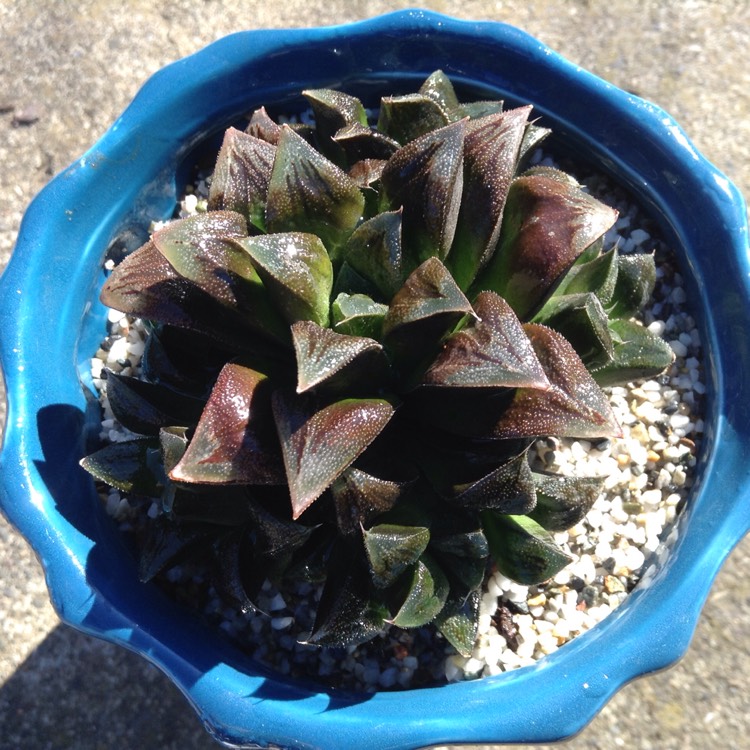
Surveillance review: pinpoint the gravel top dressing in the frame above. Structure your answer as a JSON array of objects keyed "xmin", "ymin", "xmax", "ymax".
[{"xmin": 90, "ymin": 150, "xmax": 704, "ymax": 692}]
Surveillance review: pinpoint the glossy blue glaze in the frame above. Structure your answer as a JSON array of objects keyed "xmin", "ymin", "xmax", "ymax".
[{"xmin": 1, "ymin": 10, "xmax": 749, "ymax": 750}]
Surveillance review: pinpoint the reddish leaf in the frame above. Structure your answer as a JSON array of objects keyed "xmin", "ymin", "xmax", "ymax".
[
  {"xmin": 245, "ymin": 106, "xmax": 282, "ymax": 144},
  {"xmin": 492, "ymin": 324, "xmax": 622, "ymax": 439},
  {"xmin": 272, "ymin": 391, "xmax": 395, "ymax": 519},
  {"xmin": 423, "ymin": 291, "xmax": 550, "ymax": 389},
  {"xmin": 170, "ymin": 363, "xmax": 285, "ymax": 485}
]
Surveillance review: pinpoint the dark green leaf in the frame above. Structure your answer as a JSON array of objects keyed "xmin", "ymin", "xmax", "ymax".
[
  {"xmin": 607, "ymin": 253, "xmax": 657, "ymax": 318},
  {"xmin": 459, "ymin": 100, "xmax": 505, "ymax": 120},
  {"xmin": 390, "ymin": 554, "xmax": 450, "ymax": 628},
  {"xmin": 381, "ymin": 119, "xmax": 466, "ymax": 262},
  {"xmin": 529, "ymin": 472, "xmax": 604, "ymax": 531},
  {"xmin": 518, "ymin": 122, "xmax": 551, "ymax": 162},
  {"xmin": 343, "ymin": 209, "xmax": 406, "ymax": 300},
  {"xmin": 105, "ymin": 370, "xmax": 206, "ymax": 435},
  {"xmin": 377, "ymin": 94, "xmax": 451, "ymax": 144},
  {"xmin": 265, "ymin": 125, "xmax": 365, "ymax": 254},
  {"xmin": 491, "ymin": 324, "xmax": 622, "ymax": 439},
  {"xmin": 80, "ymin": 437, "xmax": 162, "ymax": 496},
  {"xmin": 272, "ymin": 390, "xmax": 395, "ymax": 519},
  {"xmin": 303, "ymin": 88, "xmax": 368, "ymax": 136},
  {"xmin": 331, "ymin": 467, "xmax": 406, "ymax": 536},
  {"xmin": 418, "ymin": 70, "xmax": 461, "ymax": 117},
  {"xmin": 138, "ymin": 518, "xmax": 215, "ymax": 582},
  {"xmin": 482, "ymin": 511, "xmax": 573, "ymax": 585},
  {"xmin": 207, "ymin": 129, "xmax": 276, "ymax": 230},
  {"xmin": 430, "ymin": 529, "xmax": 489, "ymax": 593},
  {"xmin": 553, "ymin": 247, "xmax": 619, "ymax": 306},
  {"xmin": 290, "ymin": 320, "xmax": 387, "ymax": 393},
  {"xmin": 331, "ymin": 293, "xmax": 388, "ymax": 338},
  {"xmin": 235, "ymin": 232, "xmax": 333, "ymax": 326},
  {"xmin": 422, "ymin": 291, "xmax": 550, "ymax": 389},
  {"xmin": 169, "ymin": 363, "xmax": 285, "ymax": 485},
  {"xmin": 592, "ymin": 318, "xmax": 675, "ymax": 387},
  {"xmin": 435, "ymin": 590, "xmax": 481, "ymax": 657},
  {"xmin": 245, "ymin": 106, "xmax": 282, "ymax": 144},
  {"xmin": 474, "ymin": 170, "xmax": 618, "ymax": 318},
  {"xmin": 448, "ymin": 107, "xmax": 532, "ymax": 289},
  {"xmin": 364, "ymin": 523, "xmax": 431, "ymax": 588},
  {"xmin": 211, "ymin": 530, "xmax": 261, "ymax": 614},
  {"xmin": 333, "ymin": 123, "xmax": 400, "ymax": 162}
]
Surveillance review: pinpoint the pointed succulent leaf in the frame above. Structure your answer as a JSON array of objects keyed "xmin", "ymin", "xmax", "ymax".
[
  {"xmin": 347, "ymin": 157, "xmax": 388, "ymax": 188},
  {"xmin": 528, "ymin": 472, "xmax": 605, "ymax": 531},
  {"xmin": 291, "ymin": 320, "xmax": 387, "ymax": 393},
  {"xmin": 105, "ymin": 370, "xmax": 206, "ymax": 435},
  {"xmin": 333, "ymin": 123, "xmax": 400, "ymax": 162},
  {"xmin": 459, "ymin": 100, "xmax": 505, "ymax": 120},
  {"xmin": 377, "ymin": 94, "xmax": 451, "ymax": 144},
  {"xmin": 419, "ymin": 70, "xmax": 461, "ymax": 116},
  {"xmin": 430, "ymin": 529, "xmax": 489, "ymax": 593},
  {"xmin": 207, "ymin": 129, "xmax": 276, "ymax": 230},
  {"xmin": 138, "ymin": 518, "xmax": 215, "ymax": 582},
  {"xmin": 448, "ymin": 107, "xmax": 532, "ymax": 289},
  {"xmin": 436, "ymin": 590, "xmax": 481, "ymax": 657},
  {"xmin": 423, "ymin": 291, "xmax": 550, "ymax": 389},
  {"xmin": 390, "ymin": 554, "xmax": 450, "ymax": 628},
  {"xmin": 381, "ymin": 119, "xmax": 466, "ymax": 262},
  {"xmin": 474, "ymin": 171, "xmax": 618, "ymax": 318},
  {"xmin": 211, "ymin": 530, "xmax": 261, "ymax": 614},
  {"xmin": 169, "ymin": 363, "xmax": 285, "ymax": 485},
  {"xmin": 518, "ymin": 122, "xmax": 552, "ymax": 161},
  {"xmin": 160, "ymin": 426, "xmax": 189, "ymax": 475},
  {"xmin": 331, "ymin": 293, "xmax": 388, "ymax": 338},
  {"xmin": 607, "ymin": 253, "xmax": 657, "ymax": 318},
  {"xmin": 235, "ymin": 232, "xmax": 333, "ymax": 326},
  {"xmin": 331, "ymin": 467, "xmax": 406, "ymax": 537},
  {"xmin": 492, "ymin": 324, "xmax": 622, "ymax": 439},
  {"xmin": 306, "ymin": 551, "xmax": 389, "ymax": 648},
  {"xmin": 245, "ymin": 106, "xmax": 282, "ymax": 144},
  {"xmin": 452, "ymin": 451, "xmax": 537, "ymax": 513},
  {"xmin": 100, "ymin": 240, "xmax": 255, "ymax": 347},
  {"xmin": 553, "ymin": 247, "xmax": 619, "ymax": 306},
  {"xmin": 80, "ymin": 437, "xmax": 163, "ymax": 496},
  {"xmin": 482, "ymin": 511, "xmax": 574, "ymax": 585},
  {"xmin": 272, "ymin": 390, "xmax": 395, "ymax": 519},
  {"xmin": 343, "ymin": 208, "xmax": 406, "ymax": 300},
  {"xmin": 364, "ymin": 523, "xmax": 431, "ymax": 588},
  {"xmin": 265, "ymin": 125, "xmax": 365, "ymax": 253},
  {"xmin": 303, "ymin": 88, "xmax": 368, "ymax": 137},
  {"xmin": 592, "ymin": 318, "xmax": 675, "ymax": 387},
  {"xmin": 533, "ymin": 292, "xmax": 615, "ymax": 369}
]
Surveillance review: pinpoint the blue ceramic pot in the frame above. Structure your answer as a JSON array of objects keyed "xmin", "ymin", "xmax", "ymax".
[{"xmin": 1, "ymin": 10, "xmax": 749, "ymax": 750}]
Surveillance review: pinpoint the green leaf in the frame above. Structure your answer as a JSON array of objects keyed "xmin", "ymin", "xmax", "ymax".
[
  {"xmin": 422, "ymin": 291, "xmax": 550, "ymax": 389},
  {"xmin": 343, "ymin": 209, "xmax": 406, "ymax": 300},
  {"xmin": 592, "ymin": 318, "xmax": 675, "ymax": 387},
  {"xmin": 553, "ymin": 247, "xmax": 619, "ymax": 306},
  {"xmin": 169, "ymin": 363, "xmax": 285, "ymax": 485},
  {"xmin": 207, "ymin": 129, "xmax": 276, "ymax": 230},
  {"xmin": 80, "ymin": 438, "xmax": 163, "ymax": 496},
  {"xmin": 265, "ymin": 125, "xmax": 365, "ymax": 254},
  {"xmin": 419, "ymin": 70, "xmax": 461, "ymax": 117},
  {"xmin": 452, "ymin": 451, "xmax": 537, "ymax": 513},
  {"xmin": 235, "ymin": 232, "xmax": 333, "ymax": 326},
  {"xmin": 390, "ymin": 554, "xmax": 450, "ymax": 628},
  {"xmin": 331, "ymin": 466, "xmax": 408, "ymax": 537},
  {"xmin": 160, "ymin": 426, "xmax": 189, "ymax": 475},
  {"xmin": 245, "ymin": 106, "xmax": 282, "ymax": 145},
  {"xmin": 272, "ymin": 391, "xmax": 395, "ymax": 519},
  {"xmin": 333, "ymin": 123, "xmax": 400, "ymax": 163},
  {"xmin": 381, "ymin": 119, "xmax": 466, "ymax": 263},
  {"xmin": 518, "ymin": 122, "xmax": 551, "ymax": 162},
  {"xmin": 533, "ymin": 292, "xmax": 615, "ymax": 369},
  {"xmin": 210, "ymin": 530, "xmax": 261, "ymax": 614},
  {"xmin": 138, "ymin": 517, "xmax": 215, "ymax": 582},
  {"xmin": 430, "ymin": 529, "xmax": 489, "ymax": 593},
  {"xmin": 448, "ymin": 107, "xmax": 532, "ymax": 289},
  {"xmin": 303, "ymin": 88, "xmax": 368, "ymax": 134},
  {"xmin": 607, "ymin": 253, "xmax": 657, "ymax": 318},
  {"xmin": 306, "ymin": 550, "xmax": 389, "ymax": 648},
  {"xmin": 491, "ymin": 324, "xmax": 622, "ymax": 439},
  {"xmin": 528, "ymin": 472, "xmax": 604, "ymax": 531},
  {"xmin": 459, "ymin": 100, "xmax": 505, "ymax": 120},
  {"xmin": 331, "ymin": 293, "xmax": 388, "ymax": 338},
  {"xmin": 482, "ymin": 511, "xmax": 573, "ymax": 585},
  {"xmin": 105, "ymin": 370, "xmax": 206, "ymax": 435},
  {"xmin": 377, "ymin": 94, "xmax": 450, "ymax": 144},
  {"xmin": 290, "ymin": 320, "xmax": 387, "ymax": 393},
  {"xmin": 435, "ymin": 590, "xmax": 481, "ymax": 657},
  {"xmin": 364, "ymin": 524, "xmax": 431, "ymax": 588},
  {"xmin": 474, "ymin": 170, "xmax": 618, "ymax": 318}
]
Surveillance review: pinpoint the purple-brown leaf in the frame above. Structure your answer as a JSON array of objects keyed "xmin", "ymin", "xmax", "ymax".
[
  {"xmin": 272, "ymin": 391, "xmax": 395, "ymax": 519},
  {"xmin": 492, "ymin": 324, "xmax": 622, "ymax": 439},
  {"xmin": 423, "ymin": 291, "xmax": 550, "ymax": 389},
  {"xmin": 170, "ymin": 363, "xmax": 285, "ymax": 485}
]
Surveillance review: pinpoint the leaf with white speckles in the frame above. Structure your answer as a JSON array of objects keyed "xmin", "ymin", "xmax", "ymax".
[
  {"xmin": 377, "ymin": 94, "xmax": 451, "ymax": 144},
  {"xmin": 364, "ymin": 524, "xmax": 431, "ymax": 589},
  {"xmin": 389, "ymin": 554, "xmax": 449, "ymax": 628},
  {"xmin": 272, "ymin": 390, "xmax": 395, "ymax": 519},
  {"xmin": 492, "ymin": 323, "xmax": 622, "ymax": 439},
  {"xmin": 170, "ymin": 363, "xmax": 285, "ymax": 485},
  {"xmin": 528, "ymin": 472, "xmax": 605, "ymax": 531}
]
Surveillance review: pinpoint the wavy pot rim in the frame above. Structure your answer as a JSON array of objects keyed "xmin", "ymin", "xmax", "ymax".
[{"xmin": 1, "ymin": 9, "xmax": 749, "ymax": 750}]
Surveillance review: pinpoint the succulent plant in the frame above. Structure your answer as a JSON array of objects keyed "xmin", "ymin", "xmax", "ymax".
[{"xmin": 81, "ymin": 71, "xmax": 674, "ymax": 655}]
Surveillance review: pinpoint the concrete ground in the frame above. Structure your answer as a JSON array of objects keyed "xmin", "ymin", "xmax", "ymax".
[{"xmin": 1, "ymin": 2, "xmax": 748, "ymax": 748}]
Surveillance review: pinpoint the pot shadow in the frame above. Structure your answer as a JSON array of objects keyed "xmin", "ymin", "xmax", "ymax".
[{"xmin": 32, "ymin": 403, "xmax": 375, "ymax": 713}]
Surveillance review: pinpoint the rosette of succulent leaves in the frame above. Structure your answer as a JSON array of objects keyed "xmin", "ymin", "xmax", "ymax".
[{"xmin": 82, "ymin": 71, "xmax": 674, "ymax": 656}]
